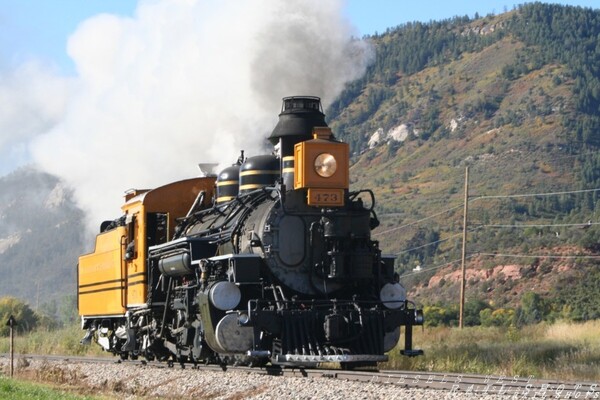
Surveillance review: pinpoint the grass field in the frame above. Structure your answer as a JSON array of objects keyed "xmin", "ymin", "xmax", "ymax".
[
  {"xmin": 0, "ymin": 324, "xmax": 105, "ymax": 357},
  {"xmin": 384, "ymin": 320, "xmax": 600, "ymax": 382},
  {"xmin": 0, "ymin": 325, "xmax": 108, "ymax": 399},
  {"xmin": 0, "ymin": 375, "xmax": 105, "ymax": 400}
]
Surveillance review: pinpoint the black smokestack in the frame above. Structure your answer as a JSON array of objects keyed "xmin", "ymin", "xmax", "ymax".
[{"xmin": 269, "ymin": 96, "xmax": 328, "ymax": 157}]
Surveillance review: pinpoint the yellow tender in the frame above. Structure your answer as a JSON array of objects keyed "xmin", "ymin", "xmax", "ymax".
[{"xmin": 78, "ymin": 177, "xmax": 216, "ymax": 317}]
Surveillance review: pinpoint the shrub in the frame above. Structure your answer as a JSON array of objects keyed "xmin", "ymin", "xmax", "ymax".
[
  {"xmin": 424, "ymin": 304, "xmax": 459, "ymax": 327},
  {"xmin": 480, "ymin": 307, "xmax": 515, "ymax": 327},
  {"xmin": 0, "ymin": 297, "xmax": 45, "ymax": 336}
]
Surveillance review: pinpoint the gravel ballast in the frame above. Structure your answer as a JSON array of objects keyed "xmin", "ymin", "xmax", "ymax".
[{"xmin": 0, "ymin": 357, "xmax": 517, "ymax": 399}]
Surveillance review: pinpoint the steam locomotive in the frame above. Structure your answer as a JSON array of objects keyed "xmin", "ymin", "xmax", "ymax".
[{"xmin": 77, "ymin": 96, "xmax": 423, "ymax": 368}]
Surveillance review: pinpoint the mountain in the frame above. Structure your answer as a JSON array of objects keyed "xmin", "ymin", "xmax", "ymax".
[
  {"xmin": 3, "ymin": 3, "xmax": 600, "ymax": 323},
  {"xmin": 327, "ymin": 2, "xmax": 600, "ymax": 320},
  {"xmin": 0, "ymin": 167, "xmax": 85, "ymax": 310}
]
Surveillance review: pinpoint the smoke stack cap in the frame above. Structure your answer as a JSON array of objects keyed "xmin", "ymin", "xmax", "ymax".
[{"xmin": 268, "ymin": 96, "xmax": 327, "ymax": 144}]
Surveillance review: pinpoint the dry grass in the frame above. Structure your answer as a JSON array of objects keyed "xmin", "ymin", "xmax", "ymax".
[
  {"xmin": 543, "ymin": 319, "xmax": 600, "ymax": 342},
  {"xmin": 0, "ymin": 324, "xmax": 107, "ymax": 357},
  {"xmin": 384, "ymin": 320, "xmax": 600, "ymax": 382}
]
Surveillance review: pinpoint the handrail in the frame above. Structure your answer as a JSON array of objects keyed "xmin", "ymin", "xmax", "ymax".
[{"xmin": 120, "ymin": 235, "xmax": 127, "ymax": 309}]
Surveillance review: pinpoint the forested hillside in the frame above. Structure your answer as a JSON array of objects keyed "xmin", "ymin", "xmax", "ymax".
[
  {"xmin": 3, "ymin": 3, "xmax": 600, "ymax": 326},
  {"xmin": 0, "ymin": 168, "xmax": 85, "ymax": 320},
  {"xmin": 327, "ymin": 2, "xmax": 600, "ymax": 323}
]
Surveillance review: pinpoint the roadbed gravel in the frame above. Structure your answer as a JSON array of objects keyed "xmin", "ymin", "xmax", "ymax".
[{"xmin": 0, "ymin": 357, "xmax": 514, "ymax": 399}]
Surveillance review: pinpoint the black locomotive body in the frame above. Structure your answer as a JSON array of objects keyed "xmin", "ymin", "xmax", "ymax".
[{"xmin": 78, "ymin": 96, "xmax": 423, "ymax": 368}]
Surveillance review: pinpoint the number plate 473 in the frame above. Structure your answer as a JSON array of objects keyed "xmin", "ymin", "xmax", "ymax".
[{"xmin": 307, "ymin": 188, "xmax": 344, "ymax": 207}]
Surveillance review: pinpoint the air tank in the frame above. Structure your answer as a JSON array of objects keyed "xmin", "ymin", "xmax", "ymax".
[{"xmin": 158, "ymin": 252, "xmax": 192, "ymax": 277}]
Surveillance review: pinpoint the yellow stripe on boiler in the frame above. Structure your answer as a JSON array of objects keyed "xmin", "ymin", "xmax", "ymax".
[
  {"xmin": 240, "ymin": 170, "xmax": 280, "ymax": 176},
  {"xmin": 216, "ymin": 180, "xmax": 238, "ymax": 186}
]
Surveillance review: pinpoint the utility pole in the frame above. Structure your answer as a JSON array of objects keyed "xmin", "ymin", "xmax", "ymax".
[
  {"xmin": 459, "ymin": 166, "xmax": 469, "ymax": 329},
  {"xmin": 6, "ymin": 315, "xmax": 16, "ymax": 377}
]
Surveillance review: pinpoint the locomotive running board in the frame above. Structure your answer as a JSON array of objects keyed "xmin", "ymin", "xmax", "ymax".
[{"xmin": 272, "ymin": 354, "xmax": 388, "ymax": 365}]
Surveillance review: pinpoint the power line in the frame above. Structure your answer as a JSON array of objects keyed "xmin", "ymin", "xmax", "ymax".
[
  {"xmin": 480, "ymin": 221, "xmax": 600, "ymax": 229},
  {"xmin": 389, "ymin": 221, "xmax": 545, "ymax": 261},
  {"xmin": 399, "ymin": 258, "xmax": 461, "ymax": 278},
  {"xmin": 375, "ymin": 181, "xmax": 600, "ymax": 276},
  {"xmin": 468, "ymin": 149, "xmax": 600, "ymax": 170},
  {"xmin": 387, "ymin": 215, "xmax": 570, "ymax": 260},
  {"xmin": 400, "ymin": 252, "xmax": 600, "ymax": 280},
  {"xmin": 399, "ymin": 254, "xmax": 479, "ymax": 278},
  {"xmin": 477, "ymin": 252, "xmax": 600, "ymax": 260},
  {"xmin": 395, "ymin": 227, "xmax": 481, "ymax": 256},
  {"xmin": 372, "ymin": 203, "xmax": 464, "ymax": 237},
  {"xmin": 472, "ymin": 187, "xmax": 600, "ymax": 201},
  {"xmin": 395, "ymin": 232, "xmax": 462, "ymax": 255},
  {"xmin": 373, "ymin": 187, "xmax": 600, "ymax": 238}
]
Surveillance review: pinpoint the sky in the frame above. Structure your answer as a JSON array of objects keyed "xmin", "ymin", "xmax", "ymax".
[
  {"xmin": 0, "ymin": 0, "xmax": 598, "ymax": 228},
  {"xmin": 2, "ymin": 1, "xmax": 599, "ymax": 75}
]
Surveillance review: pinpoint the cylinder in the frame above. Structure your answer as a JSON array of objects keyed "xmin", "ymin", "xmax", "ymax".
[
  {"xmin": 239, "ymin": 155, "xmax": 280, "ymax": 194},
  {"xmin": 216, "ymin": 164, "xmax": 240, "ymax": 204}
]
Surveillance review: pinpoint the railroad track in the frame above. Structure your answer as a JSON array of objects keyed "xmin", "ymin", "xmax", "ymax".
[
  {"xmin": 259, "ymin": 367, "xmax": 599, "ymax": 398},
  {"xmin": 1, "ymin": 353, "xmax": 598, "ymax": 398}
]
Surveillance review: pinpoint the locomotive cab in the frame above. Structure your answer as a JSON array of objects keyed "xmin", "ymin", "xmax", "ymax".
[{"xmin": 78, "ymin": 178, "xmax": 215, "ymax": 344}]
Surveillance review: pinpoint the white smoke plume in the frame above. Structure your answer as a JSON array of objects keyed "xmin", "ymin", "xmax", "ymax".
[
  {"xmin": 0, "ymin": 61, "xmax": 70, "ymax": 175},
  {"xmin": 26, "ymin": 0, "xmax": 371, "ymax": 231}
]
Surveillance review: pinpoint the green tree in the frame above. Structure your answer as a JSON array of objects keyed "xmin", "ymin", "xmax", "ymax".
[
  {"xmin": 517, "ymin": 292, "xmax": 547, "ymax": 325},
  {"xmin": 552, "ymin": 265, "xmax": 600, "ymax": 321},
  {"xmin": 0, "ymin": 297, "xmax": 40, "ymax": 336},
  {"xmin": 464, "ymin": 299, "xmax": 490, "ymax": 326},
  {"xmin": 58, "ymin": 295, "xmax": 78, "ymax": 326}
]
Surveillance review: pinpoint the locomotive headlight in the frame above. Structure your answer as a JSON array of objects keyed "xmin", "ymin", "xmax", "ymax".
[
  {"xmin": 314, "ymin": 153, "xmax": 337, "ymax": 178},
  {"xmin": 380, "ymin": 282, "xmax": 407, "ymax": 309}
]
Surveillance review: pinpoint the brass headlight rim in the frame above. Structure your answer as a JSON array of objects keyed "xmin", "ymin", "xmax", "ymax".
[{"xmin": 314, "ymin": 152, "xmax": 337, "ymax": 178}]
